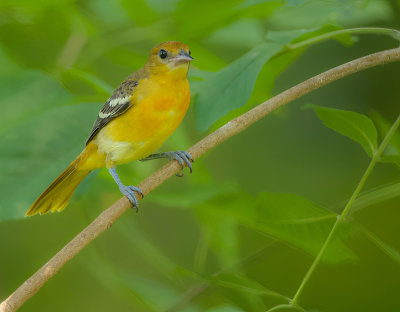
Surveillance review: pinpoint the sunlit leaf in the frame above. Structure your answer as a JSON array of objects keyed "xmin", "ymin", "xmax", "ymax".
[{"xmin": 308, "ymin": 105, "xmax": 378, "ymax": 157}]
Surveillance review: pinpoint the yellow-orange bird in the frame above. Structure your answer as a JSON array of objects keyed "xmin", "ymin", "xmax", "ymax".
[{"xmin": 26, "ymin": 41, "xmax": 193, "ymax": 216}]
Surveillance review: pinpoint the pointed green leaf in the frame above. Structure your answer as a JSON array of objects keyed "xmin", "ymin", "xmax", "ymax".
[
  {"xmin": 194, "ymin": 25, "xmax": 358, "ymax": 132},
  {"xmin": 371, "ymin": 112, "xmax": 400, "ymax": 168},
  {"xmin": 343, "ymin": 181, "xmax": 400, "ymax": 216},
  {"xmin": 194, "ymin": 42, "xmax": 283, "ymax": 131},
  {"xmin": 309, "ymin": 105, "xmax": 378, "ymax": 156}
]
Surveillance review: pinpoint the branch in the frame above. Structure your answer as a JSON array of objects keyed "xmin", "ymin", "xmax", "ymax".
[{"xmin": 1, "ymin": 47, "xmax": 400, "ymax": 312}]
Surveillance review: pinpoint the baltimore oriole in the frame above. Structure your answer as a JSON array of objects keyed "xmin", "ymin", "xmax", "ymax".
[{"xmin": 26, "ymin": 41, "xmax": 193, "ymax": 216}]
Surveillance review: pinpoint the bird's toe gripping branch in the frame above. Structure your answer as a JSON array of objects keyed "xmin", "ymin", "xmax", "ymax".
[
  {"xmin": 118, "ymin": 185, "xmax": 143, "ymax": 212},
  {"xmin": 141, "ymin": 150, "xmax": 194, "ymax": 173},
  {"xmin": 167, "ymin": 151, "xmax": 193, "ymax": 173},
  {"xmin": 108, "ymin": 167, "xmax": 143, "ymax": 212},
  {"xmin": 108, "ymin": 150, "xmax": 193, "ymax": 212}
]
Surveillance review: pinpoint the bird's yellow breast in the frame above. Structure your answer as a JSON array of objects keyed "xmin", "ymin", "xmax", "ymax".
[{"xmin": 92, "ymin": 70, "xmax": 190, "ymax": 167}]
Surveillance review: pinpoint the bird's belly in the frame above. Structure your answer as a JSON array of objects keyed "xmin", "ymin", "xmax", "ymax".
[{"xmin": 95, "ymin": 87, "xmax": 189, "ymax": 166}]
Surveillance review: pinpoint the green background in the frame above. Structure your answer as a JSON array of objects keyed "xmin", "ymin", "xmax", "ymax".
[{"xmin": 1, "ymin": 0, "xmax": 400, "ymax": 311}]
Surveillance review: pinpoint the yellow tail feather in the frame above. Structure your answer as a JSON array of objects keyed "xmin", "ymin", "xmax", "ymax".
[{"xmin": 26, "ymin": 156, "xmax": 90, "ymax": 216}]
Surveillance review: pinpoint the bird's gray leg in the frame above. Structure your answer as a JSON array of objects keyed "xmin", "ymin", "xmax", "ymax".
[
  {"xmin": 140, "ymin": 151, "xmax": 194, "ymax": 173},
  {"xmin": 108, "ymin": 167, "xmax": 143, "ymax": 212}
]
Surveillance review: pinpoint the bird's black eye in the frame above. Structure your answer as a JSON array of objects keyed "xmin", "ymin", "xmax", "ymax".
[{"xmin": 159, "ymin": 49, "xmax": 168, "ymax": 59}]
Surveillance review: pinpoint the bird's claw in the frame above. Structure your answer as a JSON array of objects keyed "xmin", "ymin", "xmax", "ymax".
[
  {"xmin": 119, "ymin": 185, "xmax": 143, "ymax": 212},
  {"xmin": 129, "ymin": 185, "xmax": 144, "ymax": 198},
  {"xmin": 168, "ymin": 151, "xmax": 194, "ymax": 173}
]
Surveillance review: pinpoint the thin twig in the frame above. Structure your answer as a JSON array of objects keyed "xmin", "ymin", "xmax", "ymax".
[
  {"xmin": 1, "ymin": 47, "xmax": 400, "ymax": 312},
  {"xmin": 290, "ymin": 112, "xmax": 400, "ymax": 307}
]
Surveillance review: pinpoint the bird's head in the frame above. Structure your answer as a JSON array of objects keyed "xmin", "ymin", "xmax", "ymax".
[{"xmin": 146, "ymin": 41, "xmax": 193, "ymax": 77}]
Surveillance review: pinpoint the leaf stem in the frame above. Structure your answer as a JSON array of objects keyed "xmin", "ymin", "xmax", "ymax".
[
  {"xmin": 290, "ymin": 113, "xmax": 400, "ymax": 307},
  {"xmin": 287, "ymin": 27, "xmax": 400, "ymax": 51}
]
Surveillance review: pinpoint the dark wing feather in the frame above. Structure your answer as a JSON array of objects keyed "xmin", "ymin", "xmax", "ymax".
[{"xmin": 86, "ymin": 77, "xmax": 139, "ymax": 145}]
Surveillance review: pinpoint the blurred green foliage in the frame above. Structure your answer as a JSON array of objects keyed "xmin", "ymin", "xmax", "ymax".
[{"xmin": 1, "ymin": 0, "xmax": 400, "ymax": 311}]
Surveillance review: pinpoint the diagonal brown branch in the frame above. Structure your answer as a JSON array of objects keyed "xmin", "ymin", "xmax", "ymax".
[{"xmin": 1, "ymin": 47, "xmax": 400, "ymax": 312}]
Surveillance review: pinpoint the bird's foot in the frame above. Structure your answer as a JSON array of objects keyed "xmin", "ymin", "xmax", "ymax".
[
  {"xmin": 166, "ymin": 151, "xmax": 194, "ymax": 173},
  {"xmin": 119, "ymin": 184, "xmax": 144, "ymax": 213}
]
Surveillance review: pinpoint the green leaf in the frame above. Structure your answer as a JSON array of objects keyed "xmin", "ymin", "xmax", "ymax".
[
  {"xmin": 194, "ymin": 25, "xmax": 357, "ymax": 132},
  {"xmin": 195, "ymin": 208, "xmax": 240, "ymax": 267},
  {"xmin": 173, "ymin": 0, "xmax": 281, "ymax": 40},
  {"xmin": 339, "ymin": 181, "xmax": 400, "ymax": 217},
  {"xmin": 116, "ymin": 218, "xmax": 190, "ymax": 281},
  {"xmin": 210, "ymin": 273, "xmax": 289, "ymax": 301},
  {"xmin": 266, "ymin": 29, "xmax": 311, "ymax": 45},
  {"xmin": 61, "ymin": 67, "xmax": 114, "ymax": 96},
  {"xmin": 362, "ymin": 227, "xmax": 400, "ymax": 265},
  {"xmin": 205, "ymin": 306, "xmax": 246, "ymax": 312},
  {"xmin": 83, "ymin": 248, "xmax": 201, "ymax": 312},
  {"xmin": 286, "ymin": 0, "xmax": 307, "ymax": 6},
  {"xmin": 148, "ymin": 183, "xmax": 239, "ymax": 209},
  {"xmin": 0, "ymin": 70, "xmax": 72, "ymax": 134},
  {"xmin": 371, "ymin": 112, "xmax": 400, "ymax": 168},
  {"xmin": 123, "ymin": 274, "xmax": 201, "ymax": 312},
  {"xmin": 380, "ymin": 154, "xmax": 400, "ymax": 169},
  {"xmin": 202, "ymin": 192, "xmax": 357, "ymax": 263},
  {"xmin": 309, "ymin": 105, "xmax": 378, "ymax": 157},
  {"xmin": 288, "ymin": 24, "xmax": 356, "ymax": 47},
  {"xmin": 254, "ymin": 193, "xmax": 357, "ymax": 263},
  {"xmin": 0, "ymin": 4, "xmax": 77, "ymax": 70},
  {"xmin": 0, "ymin": 103, "xmax": 99, "ymax": 221},
  {"xmin": 194, "ymin": 42, "xmax": 283, "ymax": 131}
]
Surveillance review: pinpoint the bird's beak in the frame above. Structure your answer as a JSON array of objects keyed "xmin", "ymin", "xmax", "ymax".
[{"xmin": 174, "ymin": 50, "xmax": 194, "ymax": 64}]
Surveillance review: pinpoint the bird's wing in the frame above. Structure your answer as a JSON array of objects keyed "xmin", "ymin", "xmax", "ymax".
[{"xmin": 86, "ymin": 77, "xmax": 139, "ymax": 145}]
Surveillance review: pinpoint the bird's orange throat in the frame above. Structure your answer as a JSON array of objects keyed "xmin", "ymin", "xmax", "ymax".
[{"xmin": 147, "ymin": 62, "xmax": 190, "ymax": 81}]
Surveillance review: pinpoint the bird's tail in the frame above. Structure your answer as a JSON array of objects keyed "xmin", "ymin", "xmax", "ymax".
[{"xmin": 26, "ymin": 156, "xmax": 91, "ymax": 216}]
